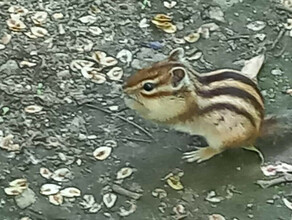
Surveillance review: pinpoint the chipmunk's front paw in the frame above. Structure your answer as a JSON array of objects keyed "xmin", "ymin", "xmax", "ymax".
[{"xmin": 182, "ymin": 146, "xmax": 222, "ymax": 163}]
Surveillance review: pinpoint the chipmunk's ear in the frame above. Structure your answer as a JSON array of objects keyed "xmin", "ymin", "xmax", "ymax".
[
  {"xmin": 168, "ymin": 48, "xmax": 185, "ymax": 62},
  {"xmin": 170, "ymin": 66, "xmax": 187, "ymax": 87}
]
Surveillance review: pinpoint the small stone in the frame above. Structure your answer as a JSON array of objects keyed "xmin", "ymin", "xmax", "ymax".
[
  {"xmin": 209, "ymin": 6, "xmax": 225, "ymax": 22},
  {"xmin": 52, "ymin": 13, "xmax": 64, "ymax": 20},
  {"xmin": 247, "ymin": 21, "xmax": 266, "ymax": 31},
  {"xmin": 15, "ymin": 188, "xmax": 36, "ymax": 209},
  {"xmin": 254, "ymin": 33, "xmax": 266, "ymax": 41},
  {"xmin": 266, "ymin": 199, "xmax": 274, "ymax": 204},
  {"xmin": 271, "ymin": 68, "xmax": 283, "ymax": 76}
]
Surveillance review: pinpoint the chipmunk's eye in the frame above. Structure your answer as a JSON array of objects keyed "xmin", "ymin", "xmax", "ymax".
[{"xmin": 143, "ymin": 82, "xmax": 155, "ymax": 92}]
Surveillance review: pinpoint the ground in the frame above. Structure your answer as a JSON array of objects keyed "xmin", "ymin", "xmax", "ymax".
[{"xmin": 0, "ymin": 0, "xmax": 292, "ymax": 219}]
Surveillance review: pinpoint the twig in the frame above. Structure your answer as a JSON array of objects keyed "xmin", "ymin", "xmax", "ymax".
[
  {"xmin": 85, "ymin": 104, "xmax": 154, "ymax": 140},
  {"xmin": 28, "ymin": 208, "xmax": 46, "ymax": 220},
  {"xmin": 226, "ymin": 35, "xmax": 250, "ymax": 40},
  {"xmin": 112, "ymin": 184, "xmax": 142, "ymax": 200},
  {"xmin": 256, "ymin": 173, "xmax": 292, "ymax": 188},
  {"xmin": 271, "ymin": 28, "xmax": 286, "ymax": 50},
  {"xmin": 123, "ymin": 136, "xmax": 153, "ymax": 143}
]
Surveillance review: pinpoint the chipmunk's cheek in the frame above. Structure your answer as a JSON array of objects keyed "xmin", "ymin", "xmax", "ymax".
[
  {"xmin": 124, "ymin": 96, "xmax": 143, "ymax": 109},
  {"xmin": 124, "ymin": 96, "xmax": 151, "ymax": 116}
]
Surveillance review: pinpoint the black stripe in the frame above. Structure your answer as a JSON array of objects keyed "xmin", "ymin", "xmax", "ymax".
[
  {"xmin": 197, "ymin": 87, "xmax": 264, "ymax": 118},
  {"xmin": 197, "ymin": 71, "xmax": 264, "ymax": 103},
  {"xmin": 199, "ymin": 103, "xmax": 256, "ymax": 127}
]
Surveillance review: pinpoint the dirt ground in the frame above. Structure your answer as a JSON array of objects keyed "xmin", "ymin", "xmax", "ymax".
[{"xmin": 0, "ymin": 0, "xmax": 292, "ymax": 219}]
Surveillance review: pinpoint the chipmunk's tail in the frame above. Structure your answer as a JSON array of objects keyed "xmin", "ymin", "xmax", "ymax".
[{"xmin": 259, "ymin": 110, "xmax": 292, "ymax": 137}]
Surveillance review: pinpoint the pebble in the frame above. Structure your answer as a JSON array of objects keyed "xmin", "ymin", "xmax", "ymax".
[{"xmin": 15, "ymin": 188, "xmax": 36, "ymax": 209}]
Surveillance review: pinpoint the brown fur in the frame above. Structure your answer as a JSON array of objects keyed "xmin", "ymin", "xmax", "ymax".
[{"xmin": 123, "ymin": 48, "xmax": 265, "ymax": 163}]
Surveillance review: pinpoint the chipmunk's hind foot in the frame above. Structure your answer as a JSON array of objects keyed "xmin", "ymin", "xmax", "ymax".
[{"xmin": 182, "ymin": 146, "xmax": 223, "ymax": 163}]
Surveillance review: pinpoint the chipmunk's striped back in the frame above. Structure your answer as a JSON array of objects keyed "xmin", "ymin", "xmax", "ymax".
[
  {"xmin": 189, "ymin": 69, "xmax": 264, "ymax": 130},
  {"xmin": 123, "ymin": 47, "xmax": 265, "ymax": 163}
]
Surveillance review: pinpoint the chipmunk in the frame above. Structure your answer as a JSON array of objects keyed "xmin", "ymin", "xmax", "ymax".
[{"xmin": 122, "ymin": 48, "xmax": 267, "ymax": 163}]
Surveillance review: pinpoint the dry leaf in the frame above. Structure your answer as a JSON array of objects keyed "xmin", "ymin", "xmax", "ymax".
[
  {"xmin": 102, "ymin": 57, "xmax": 118, "ymax": 66},
  {"xmin": 151, "ymin": 20, "xmax": 177, "ymax": 33},
  {"xmin": 31, "ymin": 11, "xmax": 48, "ymax": 25},
  {"xmin": 184, "ymin": 33, "xmax": 200, "ymax": 43},
  {"xmin": 80, "ymin": 195, "xmax": 101, "ymax": 213},
  {"xmin": 9, "ymin": 179, "xmax": 28, "ymax": 188},
  {"xmin": 282, "ymin": 0, "xmax": 292, "ymax": 9},
  {"xmin": 90, "ymin": 73, "xmax": 106, "ymax": 84},
  {"xmin": 30, "ymin": 27, "xmax": 48, "ymax": 37},
  {"xmin": 139, "ymin": 18, "xmax": 150, "ymax": 28},
  {"xmin": 153, "ymin": 14, "xmax": 172, "ymax": 22},
  {"xmin": 70, "ymin": 60, "xmax": 95, "ymax": 72},
  {"xmin": 173, "ymin": 37, "xmax": 186, "ymax": 44},
  {"xmin": 1, "ymin": 33, "xmax": 12, "ymax": 45},
  {"xmin": 106, "ymin": 67, "xmax": 123, "ymax": 81},
  {"xmin": 103, "ymin": 193, "xmax": 117, "ymax": 208},
  {"xmin": 247, "ymin": 21, "xmax": 266, "ymax": 31},
  {"xmin": 40, "ymin": 167, "xmax": 53, "ymax": 179},
  {"xmin": 88, "ymin": 26, "xmax": 102, "ymax": 36},
  {"xmin": 209, "ymin": 214, "xmax": 226, "ymax": 220},
  {"xmin": 49, "ymin": 193, "xmax": 63, "ymax": 205},
  {"xmin": 20, "ymin": 61, "xmax": 37, "ymax": 68},
  {"xmin": 104, "ymin": 140, "xmax": 118, "ymax": 148},
  {"xmin": 24, "ymin": 32, "xmax": 38, "ymax": 39},
  {"xmin": 79, "ymin": 15, "xmax": 97, "ymax": 24},
  {"xmin": 24, "ymin": 105, "xmax": 43, "ymax": 113},
  {"xmin": 241, "ymin": 54, "xmax": 265, "ymax": 82},
  {"xmin": 20, "ymin": 217, "xmax": 32, "ymax": 220},
  {"xmin": 93, "ymin": 146, "xmax": 112, "ymax": 160},
  {"xmin": 118, "ymin": 201, "xmax": 137, "ymax": 217},
  {"xmin": 6, "ymin": 18, "xmax": 26, "ymax": 31},
  {"xmin": 81, "ymin": 66, "xmax": 106, "ymax": 84},
  {"xmin": 163, "ymin": 1, "xmax": 177, "ymax": 9},
  {"xmin": 8, "ymin": 5, "xmax": 28, "ymax": 16},
  {"xmin": 152, "ymin": 188, "xmax": 167, "ymax": 199},
  {"xmin": 116, "ymin": 167, "xmax": 133, "ymax": 180},
  {"xmin": 116, "ymin": 49, "xmax": 132, "ymax": 64},
  {"xmin": 40, "ymin": 184, "xmax": 61, "ymax": 195},
  {"xmin": 286, "ymin": 89, "xmax": 292, "ymax": 96},
  {"xmin": 4, "ymin": 178, "xmax": 28, "ymax": 196},
  {"xmin": 92, "ymin": 51, "xmax": 107, "ymax": 63},
  {"xmin": 91, "ymin": 51, "xmax": 118, "ymax": 67},
  {"xmin": 166, "ymin": 175, "xmax": 184, "ymax": 190},
  {"xmin": 4, "ymin": 187, "xmax": 24, "ymax": 196},
  {"xmin": 0, "ymin": 134, "xmax": 20, "ymax": 151},
  {"xmin": 261, "ymin": 162, "xmax": 292, "ymax": 176},
  {"xmin": 52, "ymin": 13, "xmax": 64, "ymax": 20},
  {"xmin": 173, "ymin": 204, "xmax": 186, "ymax": 215},
  {"xmin": 206, "ymin": 191, "xmax": 224, "ymax": 203},
  {"xmin": 51, "ymin": 168, "xmax": 72, "ymax": 182},
  {"xmin": 197, "ymin": 23, "xmax": 220, "ymax": 39},
  {"xmin": 152, "ymin": 14, "xmax": 177, "ymax": 33},
  {"xmin": 60, "ymin": 187, "xmax": 81, "ymax": 198},
  {"xmin": 200, "ymin": 23, "xmax": 220, "ymax": 32}
]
